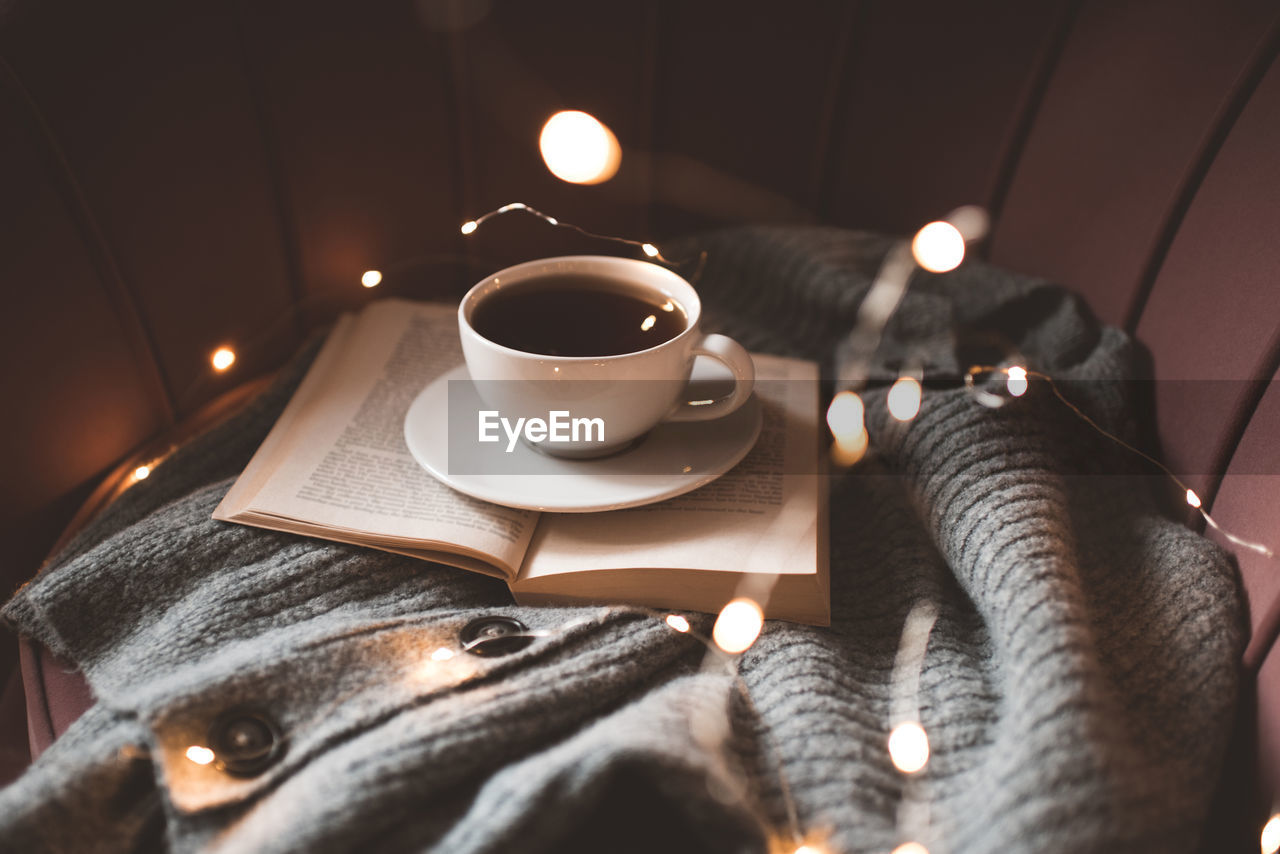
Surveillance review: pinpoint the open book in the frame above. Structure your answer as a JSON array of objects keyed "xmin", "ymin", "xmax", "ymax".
[{"xmin": 215, "ymin": 299, "xmax": 829, "ymax": 625}]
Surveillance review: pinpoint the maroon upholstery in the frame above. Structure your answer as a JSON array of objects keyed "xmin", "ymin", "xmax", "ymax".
[
  {"xmin": 0, "ymin": 667, "xmax": 29, "ymax": 786},
  {"xmin": 990, "ymin": 0, "xmax": 1278, "ymax": 329},
  {"xmin": 1135, "ymin": 56, "xmax": 1280, "ymax": 501},
  {"xmin": 17, "ymin": 640, "xmax": 92, "ymax": 763},
  {"xmin": 3, "ymin": 1, "xmax": 1280, "ymax": 844},
  {"xmin": 1214, "ymin": 370, "xmax": 1280, "ymax": 817}
]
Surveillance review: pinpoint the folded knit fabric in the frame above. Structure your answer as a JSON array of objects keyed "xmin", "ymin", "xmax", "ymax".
[{"xmin": 0, "ymin": 227, "xmax": 1242, "ymax": 853}]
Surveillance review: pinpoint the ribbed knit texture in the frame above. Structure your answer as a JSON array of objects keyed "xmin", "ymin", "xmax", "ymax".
[{"xmin": 0, "ymin": 227, "xmax": 1242, "ymax": 853}]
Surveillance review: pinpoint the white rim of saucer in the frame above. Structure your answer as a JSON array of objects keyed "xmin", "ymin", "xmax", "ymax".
[{"xmin": 403, "ymin": 365, "xmax": 762, "ymax": 513}]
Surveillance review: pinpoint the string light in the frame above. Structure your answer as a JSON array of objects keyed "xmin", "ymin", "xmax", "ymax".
[
  {"xmin": 361, "ymin": 270, "xmax": 382, "ymax": 288},
  {"xmin": 886, "ymin": 599, "xmax": 939, "ymax": 844},
  {"xmin": 712, "ymin": 598, "xmax": 764, "ymax": 654},
  {"xmin": 539, "ymin": 110, "xmax": 621, "ymax": 185},
  {"xmin": 1261, "ymin": 813, "xmax": 1280, "ymax": 854},
  {"xmin": 965, "ymin": 365, "xmax": 1276, "ymax": 559},
  {"xmin": 457, "ymin": 201, "xmax": 681, "ymax": 266},
  {"xmin": 185, "ymin": 745, "xmax": 215, "ymax": 765},
  {"xmin": 210, "ymin": 347, "xmax": 236, "ymax": 372},
  {"xmin": 430, "ymin": 647, "xmax": 455, "ymax": 662},
  {"xmin": 665, "ymin": 614, "xmax": 691, "ymax": 633},
  {"xmin": 132, "ymin": 465, "xmax": 151, "ymax": 482},
  {"xmin": 823, "ymin": 202, "xmax": 1274, "ymax": 564},
  {"xmin": 887, "ymin": 376, "xmax": 923, "ymax": 421},
  {"xmin": 888, "ymin": 722, "xmax": 930, "ymax": 773},
  {"xmin": 831, "ymin": 207, "xmax": 985, "ymax": 469}
]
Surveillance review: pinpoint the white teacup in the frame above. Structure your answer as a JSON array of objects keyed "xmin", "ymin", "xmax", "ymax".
[{"xmin": 458, "ymin": 255, "xmax": 755, "ymax": 458}]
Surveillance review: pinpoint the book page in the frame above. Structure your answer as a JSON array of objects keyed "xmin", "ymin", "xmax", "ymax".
[
  {"xmin": 517, "ymin": 353, "xmax": 822, "ymax": 587},
  {"xmin": 214, "ymin": 299, "xmax": 538, "ymax": 579}
]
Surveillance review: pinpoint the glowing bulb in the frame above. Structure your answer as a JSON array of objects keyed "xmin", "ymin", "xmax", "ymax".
[
  {"xmin": 1186, "ymin": 488, "xmax": 1202, "ymax": 509},
  {"xmin": 665, "ymin": 614, "xmax": 690, "ymax": 633},
  {"xmin": 887, "ymin": 376, "xmax": 922, "ymax": 421},
  {"xmin": 888, "ymin": 721, "xmax": 930, "ymax": 773},
  {"xmin": 539, "ymin": 110, "xmax": 621, "ymax": 184},
  {"xmin": 794, "ymin": 846, "xmax": 823, "ymax": 854},
  {"xmin": 430, "ymin": 647, "xmax": 455, "ymax": 662},
  {"xmin": 185, "ymin": 745, "xmax": 215, "ymax": 765},
  {"xmin": 826, "ymin": 390, "xmax": 865, "ymax": 439},
  {"xmin": 211, "ymin": 347, "xmax": 236, "ymax": 371},
  {"xmin": 133, "ymin": 465, "xmax": 151, "ymax": 481},
  {"xmin": 827, "ymin": 390, "xmax": 869, "ymax": 465},
  {"xmin": 831, "ymin": 429, "xmax": 869, "ymax": 466},
  {"xmin": 713, "ymin": 598, "xmax": 764, "ymax": 654},
  {"xmin": 1261, "ymin": 813, "xmax": 1280, "ymax": 854},
  {"xmin": 892, "ymin": 844, "xmax": 930, "ymax": 854},
  {"xmin": 642, "ymin": 243, "xmax": 660, "ymax": 258},
  {"xmin": 641, "ymin": 315, "xmax": 656, "ymax": 331},
  {"xmin": 911, "ymin": 221, "xmax": 966, "ymax": 273},
  {"xmin": 1006, "ymin": 365, "xmax": 1028, "ymax": 397},
  {"xmin": 460, "ymin": 220, "xmax": 478, "ymax": 235},
  {"xmin": 361, "ymin": 270, "xmax": 382, "ymax": 288}
]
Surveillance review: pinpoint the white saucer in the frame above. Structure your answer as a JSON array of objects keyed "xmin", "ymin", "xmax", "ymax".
[{"xmin": 403, "ymin": 364, "xmax": 762, "ymax": 512}]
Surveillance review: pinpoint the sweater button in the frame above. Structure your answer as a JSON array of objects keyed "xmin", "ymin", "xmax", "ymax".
[
  {"xmin": 208, "ymin": 710, "xmax": 283, "ymax": 777},
  {"xmin": 460, "ymin": 616, "xmax": 532, "ymax": 657}
]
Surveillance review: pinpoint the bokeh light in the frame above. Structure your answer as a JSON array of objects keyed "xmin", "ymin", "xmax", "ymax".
[
  {"xmin": 185, "ymin": 745, "xmax": 215, "ymax": 765},
  {"xmin": 888, "ymin": 721, "xmax": 930, "ymax": 773},
  {"xmin": 827, "ymin": 390, "xmax": 870, "ymax": 465},
  {"xmin": 539, "ymin": 110, "xmax": 621, "ymax": 184},
  {"xmin": 1006, "ymin": 365, "xmax": 1028, "ymax": 397},
  {"xmin": 211, "ymin": 347, "xmax": 236, "ymax": 372},
  {"xmin": 1261, "ymin": 813, "xmax": 1280, "ymax": 854},
  {"xmin": 713, "ymin": 598, "xmax": 764, "ymax": 654},
  {"xmin": 891, "ymin": 843, "xmax": 930, "ymax": 854},
  {"xmin": 361, "ymin": 270, "xmax": 382, "ymax": 288},
  {"xmin": 827, "ymin": 390, "xmax": 865, "ymax": 439},
  {"xmin": 911, "ymin": 221, "xmax": 966, "ymax": 273},
  {"xmin": 887, "ymin": 377, "xmax": 923, "ymax": 421},
  {"xmin": 665, "ymin": 614, "xmax": 691, "ymax": 633}
]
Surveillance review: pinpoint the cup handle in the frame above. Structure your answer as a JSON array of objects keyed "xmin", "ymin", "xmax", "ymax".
[{"xmin": 665, "ymin": 333, "xmax": 755, "ymax": 422}]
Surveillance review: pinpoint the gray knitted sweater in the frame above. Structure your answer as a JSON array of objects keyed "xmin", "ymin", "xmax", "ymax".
[{"xmin": 1, "ymin": 228, "xmax": 1242, "ymax": 853}]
